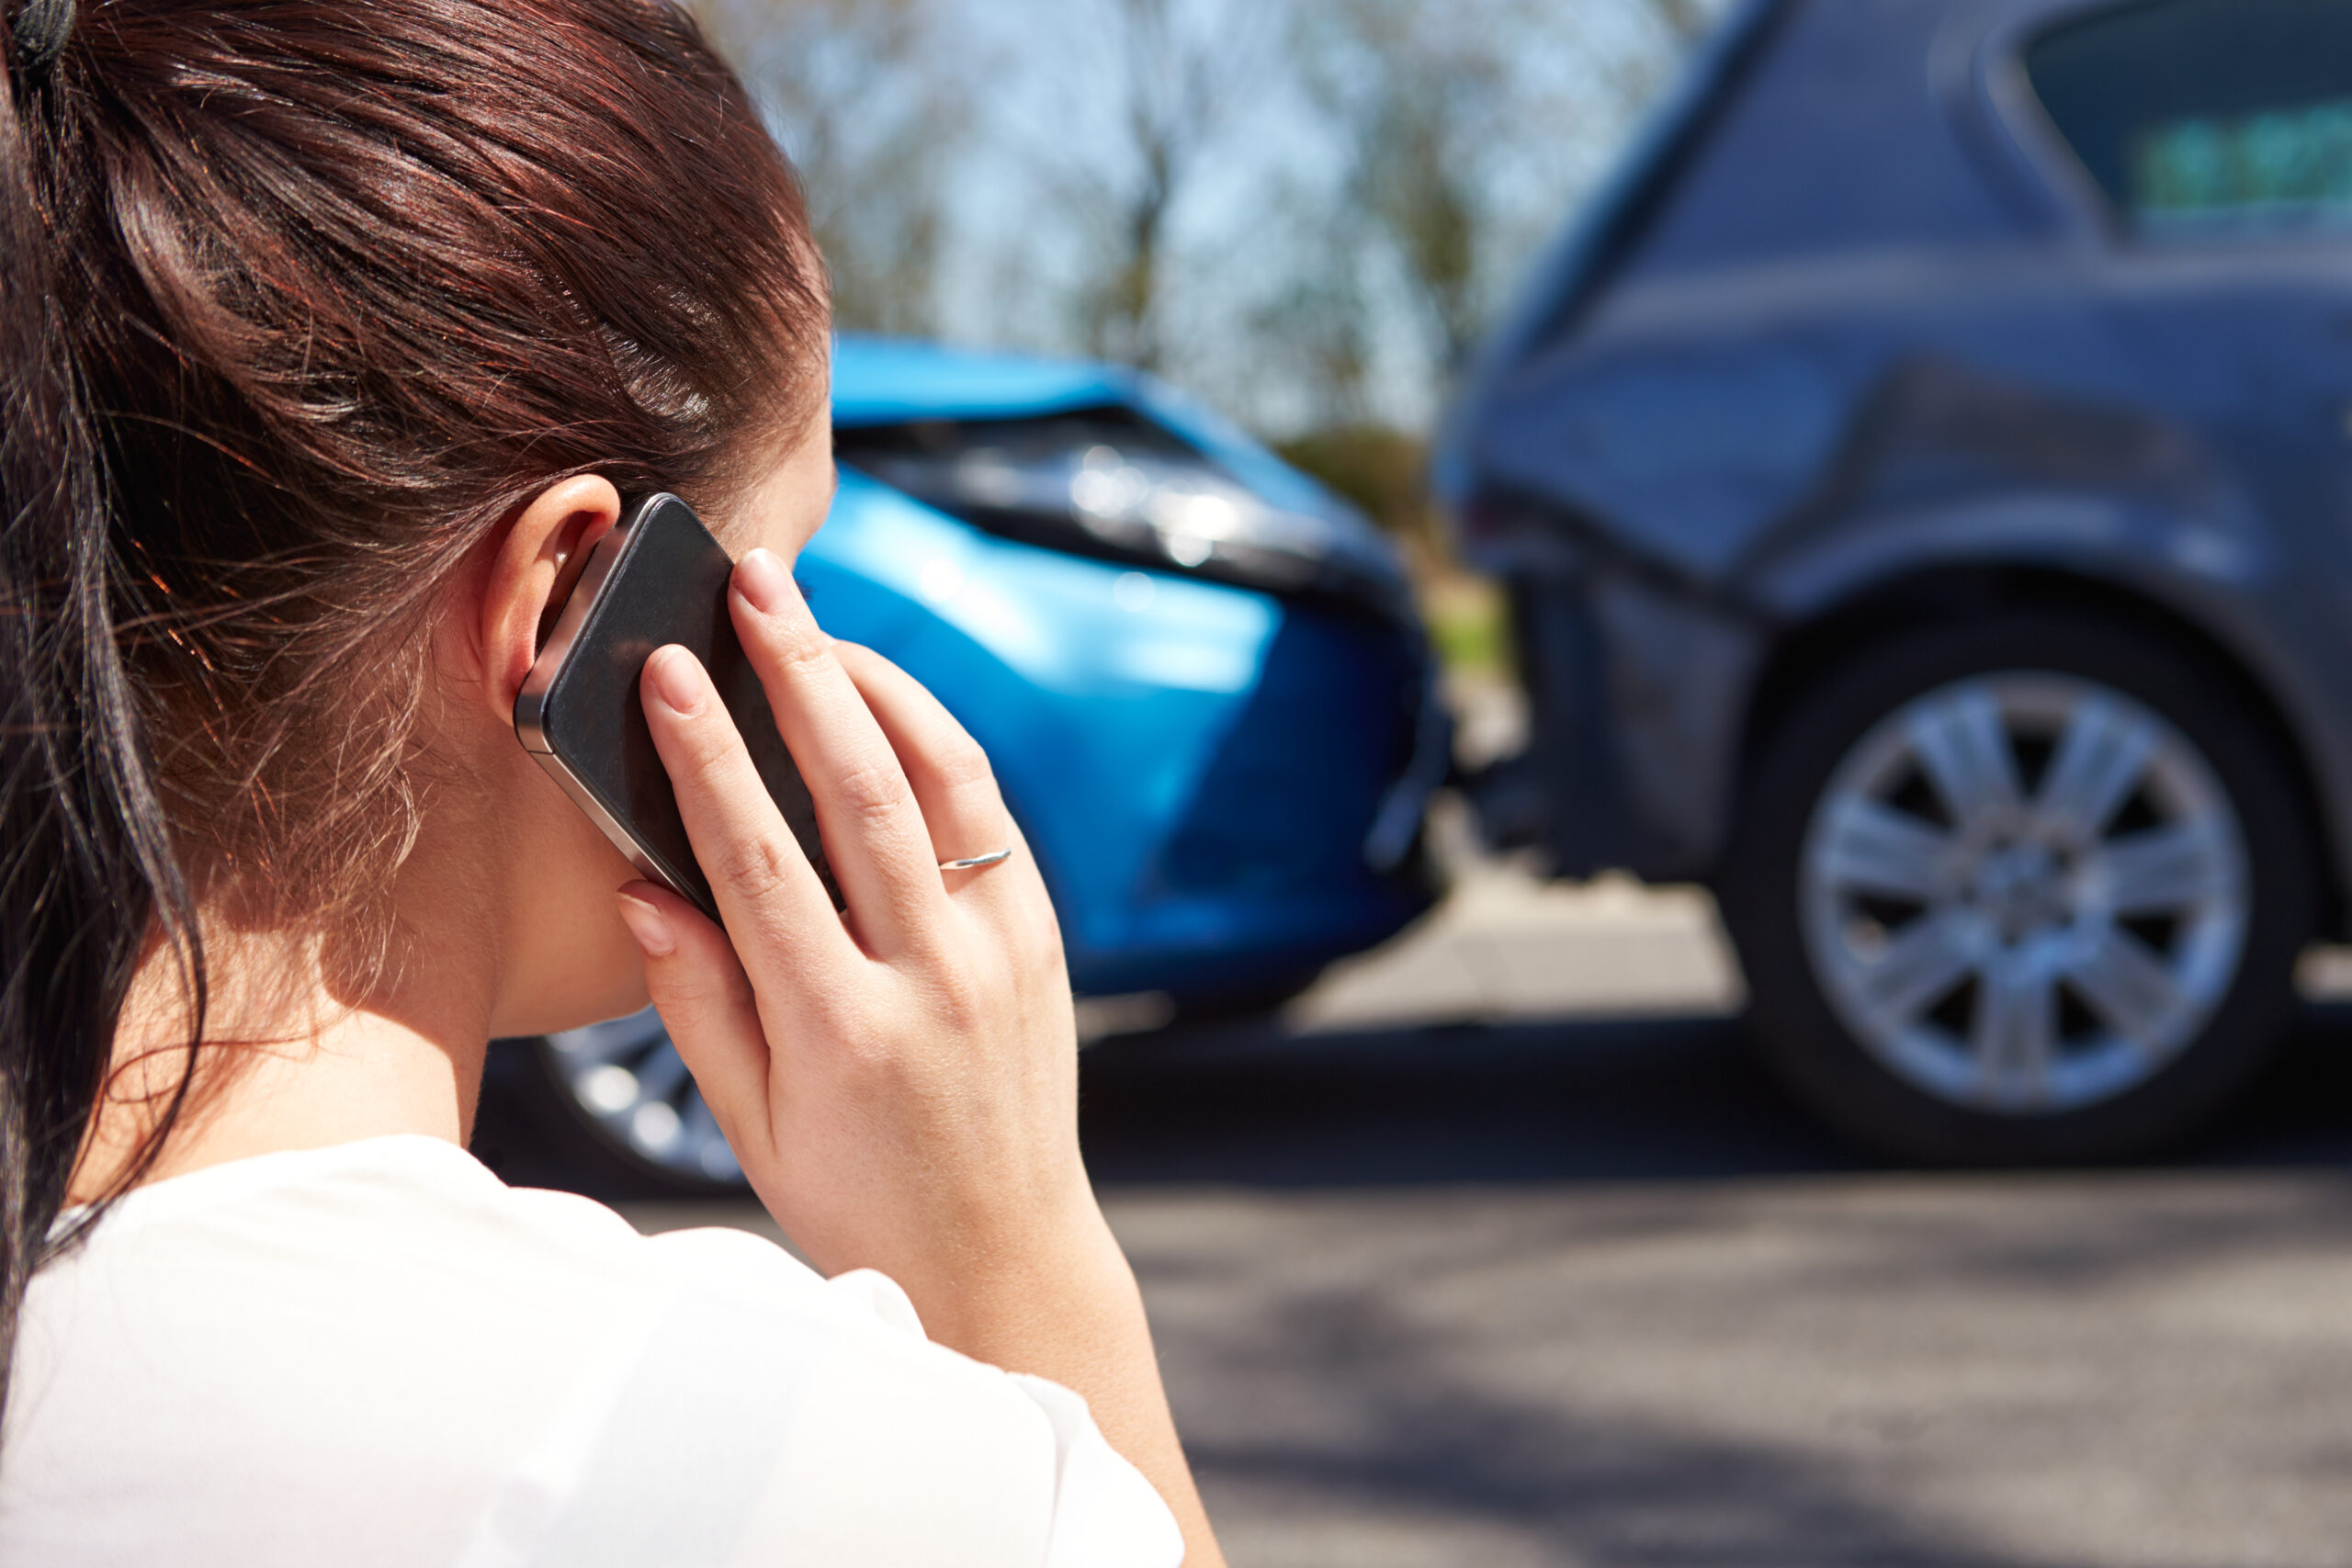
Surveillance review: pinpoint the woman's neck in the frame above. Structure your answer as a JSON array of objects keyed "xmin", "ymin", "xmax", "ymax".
[
  {"xmin": 74, "ymin": 896, "xmax": 503, "ymax": 1203},
  {"xmin": 71, "ymin": 674, "xmax": 656, "ymax": 1203}
]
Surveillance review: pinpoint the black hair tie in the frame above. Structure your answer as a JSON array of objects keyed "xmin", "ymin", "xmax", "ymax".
[{"xmin": 9, "ymin": 0, "xmax": 74, "ymax": 74}]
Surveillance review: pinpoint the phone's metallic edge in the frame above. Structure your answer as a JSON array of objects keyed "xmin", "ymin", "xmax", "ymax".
[
  {"xmin": 514, "ymin": 494, "xmax": 656, "ymax": 754},
  {"xmin": 511, "ymin": 493, "xmax": 707, "ymax": 908},
  {"xmin": 526, "ymin": 749, "xmax": 679, "ymax": 892}
]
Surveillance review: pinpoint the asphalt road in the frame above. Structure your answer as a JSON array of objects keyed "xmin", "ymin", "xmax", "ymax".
[
  {"xmin": 1069, "ymin": 1007, "xmax": 2352, "ymax": 1568},
  {"xmin": 616, "ymin": 870, "xmax": 2352, "ymax": 1567}
]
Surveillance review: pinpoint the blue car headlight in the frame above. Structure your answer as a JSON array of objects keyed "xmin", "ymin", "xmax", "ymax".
[{"xmin": 835, "ymin": 411, "xmax": 1411, "ymax": 616}]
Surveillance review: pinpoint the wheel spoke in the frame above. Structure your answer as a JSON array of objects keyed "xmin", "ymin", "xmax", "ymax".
[
  {"xmin": 548, "ymin": 1011, "xmax": 746, "ymax": 1187},
  {"xmin": 679, "ymin": 1093, "xmax": 740, "ymax": 1178},
  {"xmin": 2096, "ymin": 818, "xmax": 2237, "ymax": 915},
  {"xmin": 631, "ymin": 1040, "xmax": 689, "ymax": 1104},
  {"xmin": 1854, "ymin": 908, "xmax": 1981, "ymax": 1027},
  {"xmin": 2066, "ymin": 925, "xmax": 2187, "ymax": 1046},
  {"xmin": 1907, "ymin": 684, "xmax": 2020, "ymax": 829},
  {"xmin": 2037, "ymin": 695, "xmax": 2154, "ymax": 843},
  {"xmin": 1973, "ymin": 962, "xmax": 2058, "ymax": 1103},
  {"xmin": 1815, "ymin": 796, "xmax": 1956, "ymax": 901},
  {"xmin": 552, "ymin": 1008, "xmax": 667, "ymax": 1067}
]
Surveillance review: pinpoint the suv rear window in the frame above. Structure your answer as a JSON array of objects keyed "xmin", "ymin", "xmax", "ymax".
[{"xmin": 2027, "ymin": 0, "xmax": 2352, "ymax": 234}]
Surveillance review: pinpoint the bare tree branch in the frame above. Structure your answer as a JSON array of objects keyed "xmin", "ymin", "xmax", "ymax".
[
  {"xmin": 695, "ymin": 0, "xmax": 970, "ymax": 336},
  {"xmin": 1057, "ymin": 0, "xmax": 1275, "ymax": 371}
]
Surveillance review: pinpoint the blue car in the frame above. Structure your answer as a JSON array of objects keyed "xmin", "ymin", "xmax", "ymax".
[{"xmin": 486, "ymin": 337, "xmax": 1447, "ymax": 1190}]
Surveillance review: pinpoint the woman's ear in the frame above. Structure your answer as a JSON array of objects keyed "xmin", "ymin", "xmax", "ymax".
[{"xmin": 479, "ymin": 475, "xmax": 625, "ymax": 721}]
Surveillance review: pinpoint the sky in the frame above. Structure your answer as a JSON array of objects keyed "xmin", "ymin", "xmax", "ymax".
[{"xmin": 718, "ymin": 0, "xmax": 1728, "ymax": 435}]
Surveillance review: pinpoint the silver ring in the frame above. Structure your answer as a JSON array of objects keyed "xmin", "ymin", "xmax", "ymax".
[{"xmin": 938, "ymin": 846, "xmax": 1014, "ymax": 873}]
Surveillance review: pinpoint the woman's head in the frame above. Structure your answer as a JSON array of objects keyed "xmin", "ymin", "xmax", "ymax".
[
  {"xmin": 0, "ymin": 0, "xmax": 831, "ymax": 1399},
  {"xmin": 39, "ymin": 0, "xmax": 829, "ymax": 914}
]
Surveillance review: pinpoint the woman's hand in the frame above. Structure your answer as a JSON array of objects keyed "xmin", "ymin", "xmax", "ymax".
[
  {"xmin": 614, "ymin": 545, "xmax": 1224, "ymax": 1565},
  {"xmin": 612, "ymin": 545, "xmax": 1097, "ymax": 1308}
]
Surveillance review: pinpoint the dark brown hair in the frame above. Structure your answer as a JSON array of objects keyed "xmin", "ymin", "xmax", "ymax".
[{"xmin": 0, "ymin": 0, "xmax": 825, "ymax": 1424}]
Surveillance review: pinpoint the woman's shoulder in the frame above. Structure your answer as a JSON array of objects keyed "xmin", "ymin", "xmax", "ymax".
[
  {"xmin": 2, "ymin": 1135, "xmax": 1181, "ymax": 1568},
  {"xmin": 28, "ymin": 1134, "xmax": 923, "ymax": 1371}
]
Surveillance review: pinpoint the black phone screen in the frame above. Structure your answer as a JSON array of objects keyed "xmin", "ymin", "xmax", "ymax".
[{"xmin": 515, "ymin": 492, "xmax": 839, "ymax": 921}]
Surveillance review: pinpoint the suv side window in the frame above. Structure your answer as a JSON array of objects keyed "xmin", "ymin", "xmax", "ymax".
[{"xmin": 2026, "ymin": 0, "xmax": 2352, "ymax": 235}]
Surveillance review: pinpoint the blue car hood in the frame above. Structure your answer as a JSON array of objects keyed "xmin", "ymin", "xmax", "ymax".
[{"xmin": 830, "ymin": 334, "xmax": 1351, "ymax": 525}]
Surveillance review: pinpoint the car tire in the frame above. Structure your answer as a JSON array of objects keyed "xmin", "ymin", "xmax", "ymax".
[
  {"xmin": 1166, "ymin": 971, "xmax": 1326, "ymax": 1025},
  {"xmin": 1721, "ymin": 610, "xmax": 2317, "ymax": 1165}
]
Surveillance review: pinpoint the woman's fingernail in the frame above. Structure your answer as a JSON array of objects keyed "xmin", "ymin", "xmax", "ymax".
[
  {"xmin": 735, "ymin": 548, "xmax": 796, "ymax": 615},
  {"xmin": 616, "ymin": 889, "xmax": 674, "ymax": 957},
  {"xmin": 647, "ymin": 645, "xmax": 703, "ymax": 716}
]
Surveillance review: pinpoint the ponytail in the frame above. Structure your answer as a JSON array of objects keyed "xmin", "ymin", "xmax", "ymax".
[
  {"xmin": 0, "ymin": 0, "xmax": 204, "ymax": 1425},
  {"xmin": 0, "ymin": 0, "xmax": 821, "ymax": 1446}
]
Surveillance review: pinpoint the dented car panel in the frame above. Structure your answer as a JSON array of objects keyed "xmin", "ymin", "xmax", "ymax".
[{"xmin": 1442, "ymin": 0, "xmax": 2352, "ymax": 911}]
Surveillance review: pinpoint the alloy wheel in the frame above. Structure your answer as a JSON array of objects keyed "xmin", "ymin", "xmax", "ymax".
[
  {"xmin": 1798, "ymin": 672, "xmax": 2249, "ymax": 1115},
  {"xmin": 544, "ymin": 1009, "xmax": 742, "ymax": 1185}
]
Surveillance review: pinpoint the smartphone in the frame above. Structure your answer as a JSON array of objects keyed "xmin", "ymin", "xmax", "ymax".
[{"xmin": 514, "ymin": 491, "xmax": 840, "ymax": 922}]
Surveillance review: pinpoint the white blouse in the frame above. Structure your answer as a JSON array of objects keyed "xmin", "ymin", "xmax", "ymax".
[{"xmin": 0, "ymin": 1135, "xmax": 1182, "ymax": 1568}]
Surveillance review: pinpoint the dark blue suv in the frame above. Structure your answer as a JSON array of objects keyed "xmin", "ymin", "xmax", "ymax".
[{"xmin": 1442, "ymin": 0, "xmax": 2352, "ymax": 1161}]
